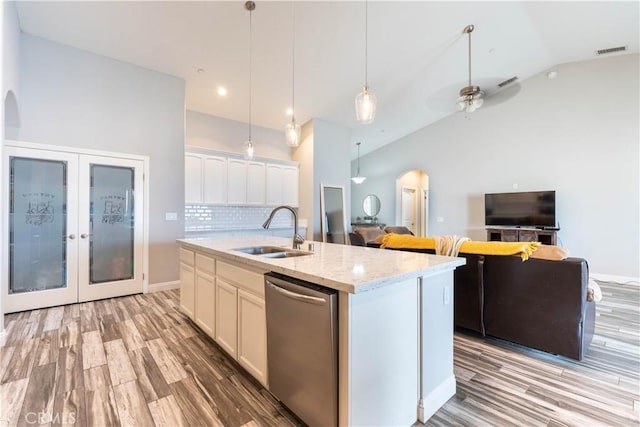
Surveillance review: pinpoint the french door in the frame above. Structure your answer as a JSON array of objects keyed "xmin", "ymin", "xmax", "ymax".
[{"xmin": 4, "ymin": 146, "xmax": 145, "ymax": 313}]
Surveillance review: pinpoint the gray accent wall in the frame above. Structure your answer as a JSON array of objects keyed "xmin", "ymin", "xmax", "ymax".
[
  {"xmin": 294, "ymin": 119, "xmax": 351, "ymax": 241},
  {"xmin": 16, "ymin": 34, "xmax": 186, "ymax": 285},
  {"xmin": 352, "ymin": 54, "xmax": 639, "ymax": 278}
]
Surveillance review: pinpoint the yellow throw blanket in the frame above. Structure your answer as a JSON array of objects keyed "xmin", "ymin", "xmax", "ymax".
[{"xmin": 380, "ymin": 234, "xmax": 541, "ymax": 261}]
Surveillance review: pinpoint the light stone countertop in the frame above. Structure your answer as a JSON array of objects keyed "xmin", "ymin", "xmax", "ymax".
[{"xmin": 178, "ymin": 235, "xmax": 466, "ymax": 294}]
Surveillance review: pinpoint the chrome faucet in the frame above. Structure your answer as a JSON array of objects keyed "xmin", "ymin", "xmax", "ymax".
[{"xmin": 263, "ymin": 205, "xmax": 305, "ymax": 250}]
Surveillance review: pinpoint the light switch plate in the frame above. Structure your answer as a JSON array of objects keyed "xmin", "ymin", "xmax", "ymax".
[{"xmin": 165, "ymin": 212, "xmax": 178, "ymax": 221}]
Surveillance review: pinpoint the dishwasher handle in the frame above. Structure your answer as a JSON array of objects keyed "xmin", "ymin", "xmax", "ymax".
[{"xmin": 266, "ymin": 281, "xmax": 327, "ymax": 305}]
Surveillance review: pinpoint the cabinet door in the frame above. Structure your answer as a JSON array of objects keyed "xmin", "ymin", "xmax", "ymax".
[
  {"xmin": 282, "ymin": 165, "xmax": 299, "ymax": 207},
  {"xmin": 237, "ymin": 289, "xmax": 268, "ymax": 386},
  {"xmin": 195, "ymin": 271, "xmax": 215, "ymax": 338},
  {"xmin": 227, "ymin": 159, "xmax": 247, "ymax": 205},
  {"xmin": 215, "ymin": 278, "xmax": 238, "ymax": 358},
  {"xmin": 246, "ymin": 161, "xmax": 266, "ymax": 205},
  {"xmin": 265, "ymin": 164, "xmax": 283, "ymax": 206},
  {"xmin": 179, "ymin": 261, "xmax": 195, "ymax": 319},
  {"xmin": 203, "ymin": 155, "xmax": 227, "ymax": 204},
  {"xmin": 185, "ymin": 153, "xmax": 203, "ymax": 203}
]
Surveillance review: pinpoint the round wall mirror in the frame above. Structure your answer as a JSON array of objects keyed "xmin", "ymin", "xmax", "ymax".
[{"xmin": 362, "ymin": 194, "xmax": 381, "ymax": 217}]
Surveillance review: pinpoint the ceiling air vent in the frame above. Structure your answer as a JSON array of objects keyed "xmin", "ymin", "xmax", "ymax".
[
  {"xmin": 596, "ymin": 46, "xmax": 627, "ymax": 55},
  {"xmin": 497, "ymin": 76, "xmax": 518, "ymax": 88}
]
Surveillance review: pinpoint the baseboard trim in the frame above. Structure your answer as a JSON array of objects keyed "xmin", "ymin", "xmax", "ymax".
[
  {"xmin": 590, "ymin": 273, "xmax": 639, "ymax": 286},
  {"xmin": 148, "ymin": 280, "xmax": 180, "ymax": 293},
  {"xmin": 418, "ymin": 375, "xmax": 456, "ymax": 423}
]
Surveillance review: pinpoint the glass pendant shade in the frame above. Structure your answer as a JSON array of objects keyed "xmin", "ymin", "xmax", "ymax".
[
  {"xmin": 285, "ymin": 117, "xmax": 301, "ymax": 147},
  {"xmin": 351, "ymin": 142, "xmax": 366, "ymax": 184},
  {"xmin": 355, "ymin": 85, "xmax": 377, "ymax": 124},
  {"xmin": 243, "ymin": 140, "xmax": 255, "ymax": 160}
]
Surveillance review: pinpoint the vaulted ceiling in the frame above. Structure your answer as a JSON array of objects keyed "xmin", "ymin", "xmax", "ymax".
[{"xmin": 15, "ymin": 1, "xmax": 639, "ymax": 157}]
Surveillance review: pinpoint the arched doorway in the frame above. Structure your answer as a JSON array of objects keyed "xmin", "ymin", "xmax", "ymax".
[
  {"xmin": 4, "ymin": 90, "xmax": 20, "ymax": 140},
  {"xmin": 395, "ymin": 170, "xmax": 429, "ymax": 237}
]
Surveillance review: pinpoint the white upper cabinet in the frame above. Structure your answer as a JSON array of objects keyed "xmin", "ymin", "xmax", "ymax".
[
  {"xmin": 185, "ymin": 153, "xmax": 203, "ymax": 203},
  {"xmin": 246, "ymin": 161, "xmax": 266, "ymax": 205},
  {"xmin": 185, "ymin": 149, "xmax": 297, "ymax": 207},
  {"xmin": 266, "ymin": 164, "xmax": 298, "ymax": 207},
  {"xmin": 282, "ymin": 165, "xmax": 299, "ymax": 207},
  {"xmin": 203, "ymin": 155, "xmax": 227, "ymax": 204},
  {"xmin": 227, "ymin": 158, "xmax": 247, "ymax": 205},
  {"xmin": 266, "ymin": 164, "xmax": 283, "ymax": 206}
]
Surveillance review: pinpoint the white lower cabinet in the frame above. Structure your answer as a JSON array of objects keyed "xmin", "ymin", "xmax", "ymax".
[
  {"xmin": 237, "ymin": 289, "xmax": 267, "ymax": 385},
  {"xmin": 181, "ymin": 247, "xmax": 268, "ymax": 386},
  {"xmin": 179, "ymin": 249, "xmax": 195, "ymax": 319},
  {"xmin": 215, "ymin": 278, "xmax": 239, "ymax": 359},
  {"xmin": 194, "ymin": 253, "xmax": 216, "ymax": 337}
]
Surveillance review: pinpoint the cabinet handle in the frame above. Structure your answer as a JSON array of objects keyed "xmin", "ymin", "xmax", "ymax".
[
  {"xmin": 81, "ymin": 233, "xmax": 89, "ymax": 239},
  {"xmin": 68, "ymin": 234, "xmax": 76, "ymax": 240}
]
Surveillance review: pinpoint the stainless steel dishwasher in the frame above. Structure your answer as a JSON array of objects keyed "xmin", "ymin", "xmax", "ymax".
[{"xmin": 264, "ymin": 272, "xmax": 338, "ymax": 427}]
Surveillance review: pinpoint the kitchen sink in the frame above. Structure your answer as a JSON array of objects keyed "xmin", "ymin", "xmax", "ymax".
[{"xmin": 232, "ymin": 246, "xmax": 312, "ymax": 259}]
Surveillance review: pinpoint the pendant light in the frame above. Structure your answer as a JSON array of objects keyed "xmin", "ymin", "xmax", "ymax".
[
  {"xmin": 355, "ymin": 0, "xmax": 377, "ymax": 124},
  {"xmin": 351, "ymin": 142, "xmax": 366, "ymax": 184},
  {"xmin": 284, "ymin": 2, "xmax": 301, "ymax": 147},
  {"xmin": 243, "ymin": 1, "xmax": 256, "ymax": 160},
  {"xmin": 456, "ymin": 24, "xmax": 484, "ymax": 113}
]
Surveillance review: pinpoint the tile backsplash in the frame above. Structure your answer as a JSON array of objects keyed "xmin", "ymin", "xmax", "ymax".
[{"xmin": 185, "ymin": 205, "xmax": 293, "ymax": 231}]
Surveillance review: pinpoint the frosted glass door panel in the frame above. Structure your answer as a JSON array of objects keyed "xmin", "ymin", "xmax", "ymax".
[
  {"xmin": 9, "ymin": 158, "xmax": 67, "ymax": 293},
  {"xmin": 89, "ymin": 165, "xmax": 135, "ymax": 284},
  {"xmin": 4, "ymin": 147, "xmax": 79, "ymax": 313}
]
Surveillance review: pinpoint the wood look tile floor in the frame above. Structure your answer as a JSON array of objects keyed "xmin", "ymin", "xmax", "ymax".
[{"xmin": 2, "ymin": 280, "xmax": 638, "ymax": 427}]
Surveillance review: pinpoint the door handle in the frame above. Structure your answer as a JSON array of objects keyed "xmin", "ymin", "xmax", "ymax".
[
  {"xmin": 68, "ymin": 234, "xmax": 76, "ymax": 240},
  {"xmin": 267, "ymin": 281, "xmax": 326, "ymax": 305},
  {"xmin": 80, "ymin": 233, "xmax": 89, "ymax": 239}
]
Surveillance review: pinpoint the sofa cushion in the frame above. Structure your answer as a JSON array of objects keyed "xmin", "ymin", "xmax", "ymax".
[{"xmin": 354, "ymin": 227, "xmax": 385, "ymax": 243}]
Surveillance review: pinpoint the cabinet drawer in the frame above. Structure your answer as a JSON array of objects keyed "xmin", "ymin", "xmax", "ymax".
[
  {"xmin": 196, "ymin": 253, "xmax": 216, "ymax": 276},
  {"xmin": 180, "ymin": 248, "xmax": 195, "ymax": 266},
  {"xmin": 217, "ymin": 261, "xmax": 265, "ymax": 297}
]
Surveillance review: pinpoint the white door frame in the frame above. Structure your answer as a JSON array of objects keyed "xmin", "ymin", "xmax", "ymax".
[
  {"xmin": 421, "ymin": 188, "xmax": 429, "ymax": 237},
  {"xmin": 78, "ymin": 155, "xmax": 145, "ymax": 302},
  {"xmin": 3, "ymin": 140, "xmax": 149, "ymax": 312}
]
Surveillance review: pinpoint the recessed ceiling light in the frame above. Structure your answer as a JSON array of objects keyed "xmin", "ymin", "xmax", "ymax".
[
  {"xmin": 217, "ymin": 86, "xmax": 228, "ymax": 97},
  {"xmin": 197, "ymin": 68, "xmax": 205, "ymax": 74},
  {"xmin": 285, "ymin": 108, "xmax": 293, "ymax": 116}
]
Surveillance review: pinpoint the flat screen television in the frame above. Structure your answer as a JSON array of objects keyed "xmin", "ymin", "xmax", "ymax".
[{"xmin": 485, "ymin": 190, "xmax": 556, "ymax": 228}]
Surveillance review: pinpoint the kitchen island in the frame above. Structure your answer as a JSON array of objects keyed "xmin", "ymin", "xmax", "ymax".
[{"xmin": 178, "ymin": 235, "xmax": 465, "ymax": 426}]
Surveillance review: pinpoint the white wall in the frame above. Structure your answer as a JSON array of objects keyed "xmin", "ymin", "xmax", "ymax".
[
  {"xmin": 16, "ymin": 34, "xmax": 186, "ymax": 285},
  {"xmin": 186, "ymin": 110, "xmax": 291, "ymax": 161},
  {"xmin": 2, "ymin": 1, "xmax": 20, "ymax": 107},
  {"xmin": 352, "ymin": 54, "xmax": 639, "ymax": 278}
]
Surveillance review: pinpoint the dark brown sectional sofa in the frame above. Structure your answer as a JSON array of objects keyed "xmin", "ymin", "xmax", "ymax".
[{"xmin": 386, "ymin": 247, "xmax": 596, "ymax": 360}]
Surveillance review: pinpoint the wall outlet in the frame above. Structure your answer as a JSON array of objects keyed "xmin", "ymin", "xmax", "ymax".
[
  {"xmin": 165, "ymin": 212, "xmax": 178, "ymax": 221},
  {"xmin": 436, "ymin": 217, "xmax": 444, "ymax": 223},
  {"xmin": 512, "ymin": 183, "xmax": 519, "ymax": 189},
  {"xmin": 443, "ymin": 285, "xmax": 451, "ymax": 305}
]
